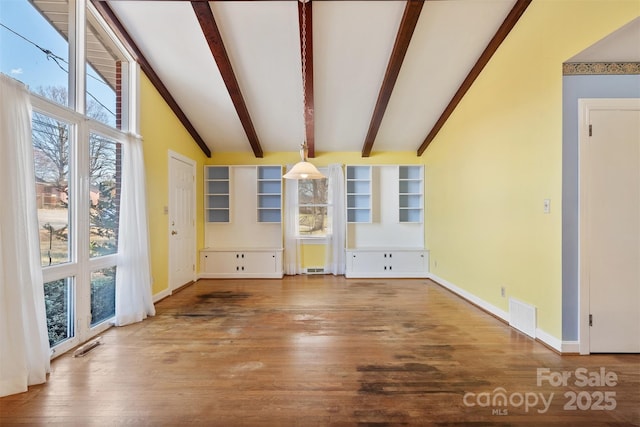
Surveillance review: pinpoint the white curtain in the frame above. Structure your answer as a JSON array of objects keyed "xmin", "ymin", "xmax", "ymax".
[
  {"xmin": 325, "ymin": 164, "xmax": 346, "ymax": 275},
  {"xmin": 283, "ymin": 165, "xmax": 302, "ymax": 275},
  {"xmin": 0, "ymin": 74, "xmax": 51, "ymax": 397},
  {"xmin": 114, "ymin": 134, "xmax": 156, "ymax": 326}
]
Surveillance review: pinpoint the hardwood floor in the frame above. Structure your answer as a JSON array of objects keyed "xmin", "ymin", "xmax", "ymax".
[{"xmin": 1, "ymin": 276, "xmax": 639, "ymax": 426}]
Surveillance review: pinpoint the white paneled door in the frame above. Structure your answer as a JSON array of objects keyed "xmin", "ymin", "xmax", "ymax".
[
  {"xmin": 169, "ymin": 152, "xmax": 196, "ymax": 292},
  {"xmin": 580, "ymin": 99, "xmax": 640, "ymax": 353}
]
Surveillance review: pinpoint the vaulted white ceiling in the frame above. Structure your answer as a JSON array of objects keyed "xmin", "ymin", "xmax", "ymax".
[
  {"xmin": 94, "ymin": 1, "xmax": 636, "ymax": 158},
  {"xmin": 98, "ymin": 0, "xmax": 524, "ymax": 157}
]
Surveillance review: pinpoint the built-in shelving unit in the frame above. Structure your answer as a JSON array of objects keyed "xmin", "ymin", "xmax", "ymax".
[
  {"xmin": 346, "ymin": 165, "xmax": 372, "ymax": 223},
  {"xmin": 257, "ymin": 166, "xmax": 282, "ymax": 223},
  {"xmin": 345, "ymin": 164, "xmax": 428, "ymax": 278},
  {"xmin": 204, "ymin": 166, "xmax": 230, "ymax": 223},
  {"xmin": 202, "ymin": 165, "xmax": 283, "ymax": 278},
  {"xmin": 398, "ymin": 165, "xmax": 423, "ymax": 223}
]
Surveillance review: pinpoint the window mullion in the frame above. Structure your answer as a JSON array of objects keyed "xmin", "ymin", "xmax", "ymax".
[
  {"xmin": 75, "ymin": 119, "xmax": 92, "ymax": 340},
  {"xmin": 68, "ymin": 0, "xmax": 86, "ymax": 114}
]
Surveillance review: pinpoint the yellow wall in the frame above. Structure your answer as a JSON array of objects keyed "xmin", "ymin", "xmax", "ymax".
[
  {"xmin": 139, "ymin": 74, "xmax": 208, "ymax": 295},
  {"xmin": 300, "ymin": 244, "xmax": 326, "ymax": 270},
  {"xmin": 423, "ymin": 2, "xmax": 638, "ymax": 340}
]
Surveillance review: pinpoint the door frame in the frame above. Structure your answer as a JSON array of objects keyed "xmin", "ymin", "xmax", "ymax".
[
  {"xmin": 168, "ymin": 150, "xmax": 197, "ymax": 293},
  {"xmin": 578, "ymin": 98, "xmax": 640, "ymax": 354}
]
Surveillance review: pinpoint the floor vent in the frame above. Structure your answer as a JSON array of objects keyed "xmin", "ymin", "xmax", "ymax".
[
  {"xmin": 509, "ymin": 298, "xmax": 536, "ymax": 338},
  {"xmin": 304, "ymin": 267, "xmax": 325, "ymax": 275},
  {"xmin": 73, "ymin": 337, "xmax": 102, "ymax": 357}
]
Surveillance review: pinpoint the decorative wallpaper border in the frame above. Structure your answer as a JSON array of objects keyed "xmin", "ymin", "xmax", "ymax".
[{"xmin": 563, "ymin": 62, "xmax": 640, "ymax": 75}]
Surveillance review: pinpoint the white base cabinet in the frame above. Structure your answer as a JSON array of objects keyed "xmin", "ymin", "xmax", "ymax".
[
  {"xmin": 200, "ymin": 248, "xmax": 283, "ymax": 278},
  {"xmin": 345, "ymin": 249, "xmax": 429, "ymax": 278}
]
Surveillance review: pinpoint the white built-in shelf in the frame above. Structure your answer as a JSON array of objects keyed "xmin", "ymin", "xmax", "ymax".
[
  {"xmin": 204, "ymin": 166, "xmax": 230, "ymax": 223},
  {"xmin": 398, "ymin": 165, "xmax": 423, "ymax": 223},
  {"xmin": 257, "ymin": 166, "xmax": 282, "ymax": 223},
  {"xmin": 346, "ymin": 165, "xmax": 372, "ymax": 223}
]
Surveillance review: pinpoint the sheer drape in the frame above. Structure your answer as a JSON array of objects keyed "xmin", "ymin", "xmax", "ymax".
[
  {"xmin": 283, "ymin": 165, "xmax": 302, "ymax": 275},
  {"xmin": 114, "ymin": 134, "xmax": 155, "ymax": 326},
  {"xmin": 325, "ymin": 164, "xmax": 346, "ymax": 275},
  {"xmin": 0, "ymin": 74, "xmax": 51, "ymax": 397}
]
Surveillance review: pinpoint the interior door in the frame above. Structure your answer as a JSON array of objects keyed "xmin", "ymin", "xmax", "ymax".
[
  {"xmin": 582, "ymin": 100, "xmax": 640, "ymax": 353},
  {"xmin": 169, "ymin": 153, "xmax": 196, "ymax": 292}
]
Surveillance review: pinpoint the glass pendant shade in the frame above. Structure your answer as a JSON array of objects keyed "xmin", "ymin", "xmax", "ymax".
[{"xmin": 283, "ymin": 160, "xmax": 325, "ymax": 180}]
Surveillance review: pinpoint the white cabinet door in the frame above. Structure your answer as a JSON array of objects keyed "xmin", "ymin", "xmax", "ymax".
[
  {"xmin": 346, "ymin": 249, "xmax": 429, "ymax": 278},
  {"xmin": 391, "ymin": 251, "xmax": 428, "ymax": 274},
  {"xmin": 200, "ymin": 249, "xmax": 283, "ymax": 278},
  {"xmin": 348, "ymin": 251, "xmax": 386, "ymax": 275},
  {"xmin": 243, "ymin": 251, "xmax": 278, "ymax": 275},
  {"xmin": 201, "ymin": 251, "xmax": 238, "ymax": 275}
]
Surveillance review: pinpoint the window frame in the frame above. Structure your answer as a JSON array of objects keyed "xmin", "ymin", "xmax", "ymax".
[
  {"xmin": 25, "ymin": 0, "xmax": 139, "ymax": 358},
  {"xmin": 295, "ymin": 167, "xmax": 332, "ymax": 241},
  {"xmin": 31, "ymin": 93, "xmax": 130, "ymax": 357}
]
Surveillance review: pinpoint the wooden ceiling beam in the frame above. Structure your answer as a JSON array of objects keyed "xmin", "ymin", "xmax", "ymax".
[
  {"xmin": 416, "ymin": 0, "xmax": 532, "ymax": 156},
  {"xmin": 192, "ymin": 2, "xmax": 264, "ymax": 158},
  {"xmin": 298, "ymin": 0, "xmax": 315, "ymax": 158},
  {"xmin": 91, "ymin": 0, "xmax": 211, "ymax": 157},
  {"xmin": 361, "ymin": 0, "xmax": 423, "ymax": 158}
]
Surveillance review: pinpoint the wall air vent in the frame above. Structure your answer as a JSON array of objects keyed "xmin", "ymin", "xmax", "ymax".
[{"xmin": 509, "ymin": 298, "xmax": 536, "ymax": 338}]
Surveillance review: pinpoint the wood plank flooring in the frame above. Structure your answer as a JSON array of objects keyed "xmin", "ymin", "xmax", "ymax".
[{"xmin": 1, "ymin": 276, "xmax": 639, "ymax": 426}]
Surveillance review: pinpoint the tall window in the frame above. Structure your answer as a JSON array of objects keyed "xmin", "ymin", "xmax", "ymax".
[
  {"xmin": 297, "ymin": 174, "xmax": 332, "ymax": 237},
  {"xmin": 32, "ymin": 107, "xmax": 124, "ymax": 351},
  {"xmin": 4, "ymin": 0, "xmax": 135, "ymax": 356}
]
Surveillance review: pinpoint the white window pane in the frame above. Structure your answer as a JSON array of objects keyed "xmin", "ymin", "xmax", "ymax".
[
  {"xmin": 1, "ymin": 0, "xmax": 70, "ymax": 108},
  {"xmin": 33, "ymin": 112, "xmax": 71, "ymax": 266},
  {"xmin": 89, "ymin": 132, "xmax": 121, "ymax": 258},
  {"xmin": 86, "ymin": 18, "xmax": 121, "ymax": 128},
  {"xmin": 44, "ymin": 277, "xmax": 74, "ymax": 347},
  {"xmin": 91, "ymin": 267, "xmax": 116, "ymax": 326}
]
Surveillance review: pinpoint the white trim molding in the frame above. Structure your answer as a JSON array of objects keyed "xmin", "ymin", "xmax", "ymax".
[
  {"xmin": 153, "ymin": 288, "xmax": 171, "ymax": 304},
  {"xmin": 428, "ymin": 274, "xmax": 509, "ymax": 322},
  {"xmin": 535, "ymin": 329, "xmax": 562, "ymax": 353},
  {"xmin": 428, "ymin": 274, "xmax": 567, "ymax": 353},
  {"xmin": 578, "ymin": 98, "xmax": 640, "ymax": 355},
  {"xmin": 561, "ymin": 341, "xmax": 580, "ymax": 354}
]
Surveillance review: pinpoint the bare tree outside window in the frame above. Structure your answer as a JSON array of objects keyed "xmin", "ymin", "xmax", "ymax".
[
  {"xmin": 298, "ymin": 178, "xmax": 330, "ymax": 236},
  {"xmin": 33, "ymin": 107, "xmax": 71, "ymax": 266},
  {"xmin": 33, "ymin": 87, "xmax": 121, "ymax": 344},
  {"xmin": 33, "ymin": 86, "xmax": 120, "ymax": 265}
]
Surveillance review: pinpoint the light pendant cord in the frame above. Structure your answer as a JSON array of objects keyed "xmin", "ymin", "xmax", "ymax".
[{"xmin": 301, "ymin": 0, "xmax": 307, "ymax": 146}]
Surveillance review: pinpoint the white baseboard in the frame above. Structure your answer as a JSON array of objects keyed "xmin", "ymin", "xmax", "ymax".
[
  {"xmin": 153, "ymin": 288, "xmax": 171, "ymax": 303},
  {"xmin": 428, "ymin": 273, "xmax": 568, "ymax": 353},
  {"xmin": 560, "ymin": 340, "xmax": 580, "ymax": 354},
  {"xmin": 535, "ymin": 328, "xmax": 562, "ymax": 353},
  {"xmin": 428, "ymin": 273, "xmax": 509, "ymax": 322}
]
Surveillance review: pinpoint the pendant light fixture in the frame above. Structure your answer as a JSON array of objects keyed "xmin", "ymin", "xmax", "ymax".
[
  {"xmin": 283, "ymin": 0, "xmax": 325, "ymax": 180},
  {"xmin": 283, "ymin": 142, "xmax": 325, "ymax": 179}
]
